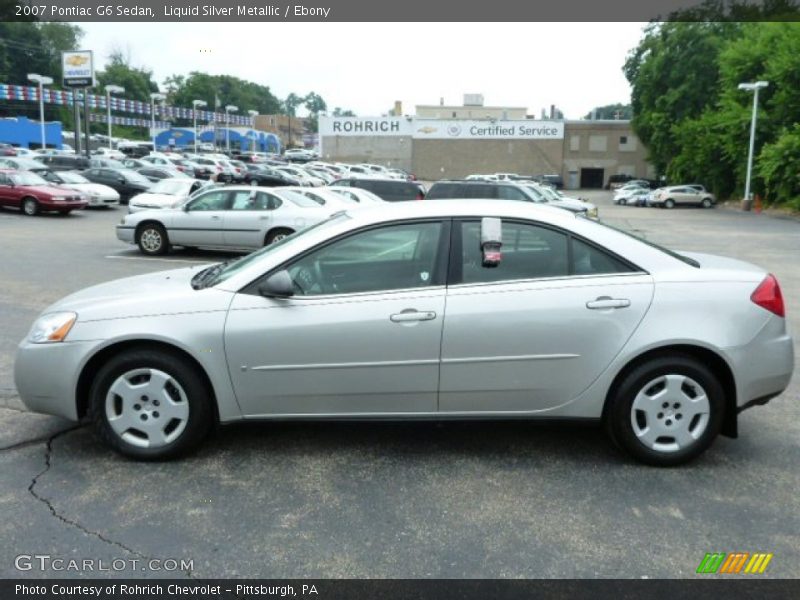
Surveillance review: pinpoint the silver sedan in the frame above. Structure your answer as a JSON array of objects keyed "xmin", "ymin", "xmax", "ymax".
[
  {"xmin": 16, "ymin": 201, "xmax": 794, "ymax": 464},
  {"xmin": 116, "ymin": 185, "xmax": 332, "ymax": 255}
]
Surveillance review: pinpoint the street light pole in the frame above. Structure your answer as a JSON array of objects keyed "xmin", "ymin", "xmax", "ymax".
[
  {"xmin": 27, "ymin": 74, "xmax": 53, "ymax": 150},
  {"xmin": 192, "ymin": 100, "xmax": 207, "ymax": 153},
  {"xmin": 248, "ymin": 110, "xmax": 258, "ymax": 152},
  {"xmin": 738, "ymin": 81, "xmax": 769, "ymax": 204},
  {"xmin": 225, "ymin": 105, "xmax": 238, "ymax": 154},
  {"xmin": 149, "ymin": 92, "xmax": 165, "ymax": 150},
  {"xmin": 104, "ymin": 84, "xmax": 125, "ymax": 150}
]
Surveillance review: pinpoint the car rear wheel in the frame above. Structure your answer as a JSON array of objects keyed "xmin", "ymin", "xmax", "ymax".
[
  {"xmin": 619, "ymin": 198, "xmax": 627, "ymax": 205},
  {"xmin": 58, "ymin": 210, "xmax": 72, "ymax": 215},
  {"xmin": 22, "ymin": 197, "xmax": 39, "ymax": 216},
  {"xmin": 137, "ymin": 222, "xmax": 169, "ymax": 255},
  {"xmin": 265, "ymin": 228, "xmax": 293, "ymax": 245},
  {"xmin": 89, "ymin": 348, "xmax": 214, "ymax": 459},
  {"xmin": 605, "ymin": 355, "xmax": 724, "ymax": 466},
  {"xmin": 664, "ymin": 198, "xmax": 675, "ymax": 209},
  {"xmin": 702, "ymin": 197, "xmax": 713, "ymax": 208}
]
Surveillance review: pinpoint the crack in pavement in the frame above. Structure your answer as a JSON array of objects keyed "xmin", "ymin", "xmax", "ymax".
[{"xmin": 26, "ymin": 426, "xmax": 199, "ymax": 579}]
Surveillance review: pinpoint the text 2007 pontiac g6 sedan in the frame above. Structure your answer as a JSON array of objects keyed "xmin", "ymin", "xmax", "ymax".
[{"xmin": 15, "ymin": 201, "xmax": 794, "ymax": 465}]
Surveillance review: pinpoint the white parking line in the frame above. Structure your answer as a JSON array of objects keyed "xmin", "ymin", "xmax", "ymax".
[{"xmin": 105, "ymin": 255, "xmax": 210, "ymax": 264}]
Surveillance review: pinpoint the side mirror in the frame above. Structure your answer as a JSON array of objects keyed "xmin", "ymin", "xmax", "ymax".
[
  {"xmin": 480, "ymin": 217, "xmax": 503, "ymax": 268},
  {"xmin": 258, "ymin": 270, "xmax": 294, "ymax": 298}
]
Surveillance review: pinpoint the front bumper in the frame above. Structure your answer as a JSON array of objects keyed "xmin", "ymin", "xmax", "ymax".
[
  {"xmin": 14, "ymin": 339, "xmax": 99, "ymax": 421},
  {"xmin": 116, "ymin": 225, "xmax": 135, "ymax": 243}
]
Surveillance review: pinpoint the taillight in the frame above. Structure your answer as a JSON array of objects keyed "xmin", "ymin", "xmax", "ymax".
[
  {"xmin": 416, "ymin": 192, "xmax": 424, "ymax": 200},
  {"xmin": 751, "ymin": 274, "xmax": 785, "ymax": 317}
]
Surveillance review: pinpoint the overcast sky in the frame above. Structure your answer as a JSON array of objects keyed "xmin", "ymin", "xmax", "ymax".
[{"xmin": 77, "ymin": 22, "xmax": 647, "ymax": 119}]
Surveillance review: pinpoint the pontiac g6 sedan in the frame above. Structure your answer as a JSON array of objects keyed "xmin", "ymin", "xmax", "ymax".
[{"xmin": 15, "ymin": 201, "xmax": 794, "ymax": 465}]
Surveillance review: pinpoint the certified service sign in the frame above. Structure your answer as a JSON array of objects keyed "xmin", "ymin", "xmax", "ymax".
[{"xmin": 62, "ymin": 51, "xmax": 94, "ymax": 88}]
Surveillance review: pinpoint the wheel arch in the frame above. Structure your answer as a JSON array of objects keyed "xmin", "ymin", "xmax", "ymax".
[
  {"xmin": 264, "ymin": 226, "xmax": 294, "ymax": 245},
  {"xmin": 75, "ymin": 339, "xmax": 220, "ymax": 426},
  {"xmin": 603, "ymin": 344, "xmax": 738, "ymax": 438}
]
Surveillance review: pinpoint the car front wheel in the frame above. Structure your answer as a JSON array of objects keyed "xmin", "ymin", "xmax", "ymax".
[
  {"xmin": 89, "ymin": 348, "xmax": 214, "ymax": 459},
  {"xmin": 605, "ymin": 355, "xmax": 724, "ymax": 466},
  {"xmin": 22, "ymin": 197, "xmax": 39, "ymax": 216},
  {"xmin": 702, "ymin": 197, "xmax": 713, "ymax": 208},
  {"xmin": 137, "ymin": 222, "xmax": 169, "ymax": 255},
  {"xmin": 664, "ymin": 198, "xmax": 675, "ymax": 209}
]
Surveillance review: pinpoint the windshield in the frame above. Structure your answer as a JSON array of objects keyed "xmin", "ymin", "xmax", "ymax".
[
  {"xmin": 10, "ymin": 158, "xmax": 44, "ymax": 169},
  {"xmin": 57, "ymin": 171, "xmax": 89, "ymax": 184},
  {"xmin": 120, "ymin": 169, "xmax": 152, "ymax": 185},
  {"xmin": 278, "ymin": 189, "xmax": 325, "ymax": 208},
  {"xmin": 201, "ymin": 212, "xmax": 351, "ymax": 288},
  {"xmin": 10, "ymin": 171, "xmax": 47, "ymax": 186},
  {"xmin": 150, "ymin": 179, "xmax": 192, "ymax": 195}
]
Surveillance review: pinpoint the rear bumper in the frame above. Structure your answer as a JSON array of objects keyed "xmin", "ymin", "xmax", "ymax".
[{"xmin": 727, "ymin": 325, "xmax": 794, "ymax": 409}]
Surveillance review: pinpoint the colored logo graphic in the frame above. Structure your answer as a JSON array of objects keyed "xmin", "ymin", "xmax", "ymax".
[
  {"xmin": 447, "ymin": 124, "xmax": 462, "ymax": 137},
  {"xmin": 696, "ymin": 552, "xmax": 773, "ymax": 574},
  {"xmin": 65, "ymin": 55, "xmax": 89, "ymax": 66},
  {"xmin": 417, "ymin": 126, "xmax": 437, "ymax": 134}
]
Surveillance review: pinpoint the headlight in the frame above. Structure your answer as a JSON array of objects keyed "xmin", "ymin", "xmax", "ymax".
[
  {"xmin": 28, "ymin": 312, "xmax": 77, "ymax": 343},
  {"xmin": 588, "ymin": 207, "xmax": 599, "ymax": 218}
]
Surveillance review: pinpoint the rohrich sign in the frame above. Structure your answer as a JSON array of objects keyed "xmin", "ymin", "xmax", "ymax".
[
  {"xmin": 319, "ymin": 116, "xmax": 413, "ymax": 136},
  {"xmin": 319, "ymin": 116, "xmax": 564, "ymax": 140}
]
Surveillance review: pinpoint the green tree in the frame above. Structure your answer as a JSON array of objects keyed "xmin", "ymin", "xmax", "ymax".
[
  {"xmin": 758, "ymin": 124, "xmax": 800, "ymax": 209},
  {"xmin": 96, "ymin": 49, "xmax": 159, "ymax": 103}
]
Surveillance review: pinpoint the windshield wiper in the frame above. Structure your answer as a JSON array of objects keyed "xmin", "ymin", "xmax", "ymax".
[{"xmin": 191, "ymin": 261, "xmax": 229, "ymax": 290}]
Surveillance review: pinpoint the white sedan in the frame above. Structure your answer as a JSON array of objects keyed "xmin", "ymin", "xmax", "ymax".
[
  {"xmin": 128, "ymin": 178, "xmax": 213, "ymax": 213},
  {"xmin": 41, "ymin": 170, "xmax": 120, "ymax": 207},
  {"xmin": 281, "ymin": 186, "xmax": 361, "ymax": 210},
  {"xmin": 117, "ymin": 186, "xmax": 331, "ymax": 255}
]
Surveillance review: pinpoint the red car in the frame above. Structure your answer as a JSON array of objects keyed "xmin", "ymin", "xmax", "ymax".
[{"xmin": 0, "ymin": 168, "xmax": 88, "ymax": 216}]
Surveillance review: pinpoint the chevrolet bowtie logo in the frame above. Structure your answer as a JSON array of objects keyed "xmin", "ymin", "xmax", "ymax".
[
  {"xmin": 65, "ymin": 55, "xmax": 89, "ymax": 66},
  {"xmin": 417, "ymin": 126, "xmax": 437, "ymax": 134}
]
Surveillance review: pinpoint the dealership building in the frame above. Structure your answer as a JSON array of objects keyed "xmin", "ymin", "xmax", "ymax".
[{"xmin": 319, "ymin": 115, "xmax": 654, "ymax": 188}]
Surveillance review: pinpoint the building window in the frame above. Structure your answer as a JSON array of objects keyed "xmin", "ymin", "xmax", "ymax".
[
  {"xmin": 588, "ymin": 135, "xmax": 607, "ymax": 152},
  {"xmin": 570, "ymin": 135, "xmax": 580, "ymax": 152},
  {"xmin": 452, "ymin": 111, "xmax": 457, "ymax": 118},
  {"xmin": 620, "ymin": 136, "xmax": 628, "ymax": 144}
]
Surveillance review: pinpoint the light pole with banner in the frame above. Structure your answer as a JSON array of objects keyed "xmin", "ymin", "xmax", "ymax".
[
  {"xmin": 225, "ymin": 105, "xmax": 238, "ymax": 154},
  {"xmin": 149, "ymin": 92, "xmax": 165, "ymax": 149},
  {"xmin": 248, "ymin": 110, "xmax": 258, "ymax": 152},
  {"xmin": 104, "ymin": 84, "xmax": 125, "ymax": 150},
  {"xmin": 738, "ymin": 80, "xmax": 769, "ymax": 209},
  {"xmin": 26, "ymin": 73, "xmax": 53, "ymax": 150},
  {"xmin": 193, "ymin": 99, "xmax": 207, "ymax": 153}
]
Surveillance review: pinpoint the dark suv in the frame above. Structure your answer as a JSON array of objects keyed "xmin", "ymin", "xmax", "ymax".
[
  {"xmin": 426, "ymin": 180, "xmax": 534, "ymax": 201},
  {"xmin": 34, "ymin": 154, "xmax": 91, "ymax": 171},
  {"xmin": 332, "ymin": 177, "xmax": 425, "ymax": 202}
]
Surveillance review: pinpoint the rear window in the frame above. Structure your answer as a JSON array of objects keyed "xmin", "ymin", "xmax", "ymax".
[{"xmin": 353, "ymin": 180, "xmax": 417, "ymax": 201}]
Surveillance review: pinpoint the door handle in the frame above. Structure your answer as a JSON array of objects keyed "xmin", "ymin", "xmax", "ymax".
[
  {"xmin": 210, "ymin": 215, "xmax": 221, "ymax": 220},
  {"xmin": 586, "ymin": 297, "xmax": 630, "ymax": 310},
  {"xmin": 390, "ymin": 310, "xmax": 437, "ymax": 323}
]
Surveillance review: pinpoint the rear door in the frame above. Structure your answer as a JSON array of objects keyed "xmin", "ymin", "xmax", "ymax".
[
  {"xmin": 223, "ymin": 189, "xmax": 276, "ymax": 248},
  {"xmin": 439, "ymin": 219, "xmax": 653, "ymax": 413},
  {"xmin": 0, "ymin": 172, "xmax": 18, "ymax": 207}
]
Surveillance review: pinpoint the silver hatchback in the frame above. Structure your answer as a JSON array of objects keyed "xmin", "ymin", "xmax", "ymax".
[{"xmin": 16, "ymin": 201, "xmax": 794, "ymax": 465}]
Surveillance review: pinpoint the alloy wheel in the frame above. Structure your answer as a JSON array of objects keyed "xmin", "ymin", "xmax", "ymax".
[{"xmin": 140, "ymin": 228, "xmax": 163, "ymax": 252}]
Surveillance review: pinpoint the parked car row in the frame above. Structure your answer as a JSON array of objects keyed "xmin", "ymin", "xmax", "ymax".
[{"xmin": 614, "ymin": 182, "xmax": 716, "ymax": 209}]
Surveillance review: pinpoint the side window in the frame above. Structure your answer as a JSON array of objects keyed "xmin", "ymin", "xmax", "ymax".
[
  {"xmin": 0, "ymin": 173, "xmax": 9, "ymax": 185},
  {"xmin": 572, "ymin": 238, "xmax": 634, "ymax": 275},
  {"xmin": 459, "ymin": 221, "xmax": 569, "ymax": 284},
  {"xmin": 230, "ymin": 190, "xmax": 257, "ymax": 210},
  {"xmin": 189, "ymin": 190, "xmax": 229, "ymax": 211},
  {"xmin": 462, "ymin": 184, "xmax": 494, "ymax": 199},
  {"xmin": 286, "ymin": 222, "xmax": 443, "ymax": 296}
]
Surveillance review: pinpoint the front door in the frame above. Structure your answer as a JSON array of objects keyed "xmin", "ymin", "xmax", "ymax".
[
  {"xmin": 224, "ymin": 220, "xmax": 449, "ymax": 416},
  {"xmin": 167, "ymin": 189, "xmax": 229, "ymax": 247},
  {"xmin": 439, "ymin": 220, "xmax": 654, "ymax": 413}
]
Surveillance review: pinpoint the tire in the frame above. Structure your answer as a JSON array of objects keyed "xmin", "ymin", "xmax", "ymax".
[
  {"xmin": 88, "ymin": 348, "xmax": 214, "ymax": 460},
  {"xmin": 664, "ymin": 198, "xmax": 675, "ymax": 209},
  {"xmin": 701, "ymin": 197, "xmax": 713, "ymax": 208},
  {"xmin": 620, "ymin": 198, "xmax": 627, "ymax": 206},
  {"xmin": 58, "ymin": 210, "xmax": 72, "ymax": 215},
  {"xmin": 605, "ymin": 355, "xmax": 725, "ymax": 466},
  {"xmin": 265, "ymin": 228, "xmax": 293, "ymax": 245},
  {"xmin": 22, "ymin": 197, "xmax": 39, "ymax": 216},
  {"xmin": 137, "ymin": 222, "xmax": 169, "ymax": 256}
]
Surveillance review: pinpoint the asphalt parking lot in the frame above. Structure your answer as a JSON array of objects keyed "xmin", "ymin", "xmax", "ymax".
[{"xmin": 1, "ymin": 192, "xmax": 798, "ymax": 579}]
